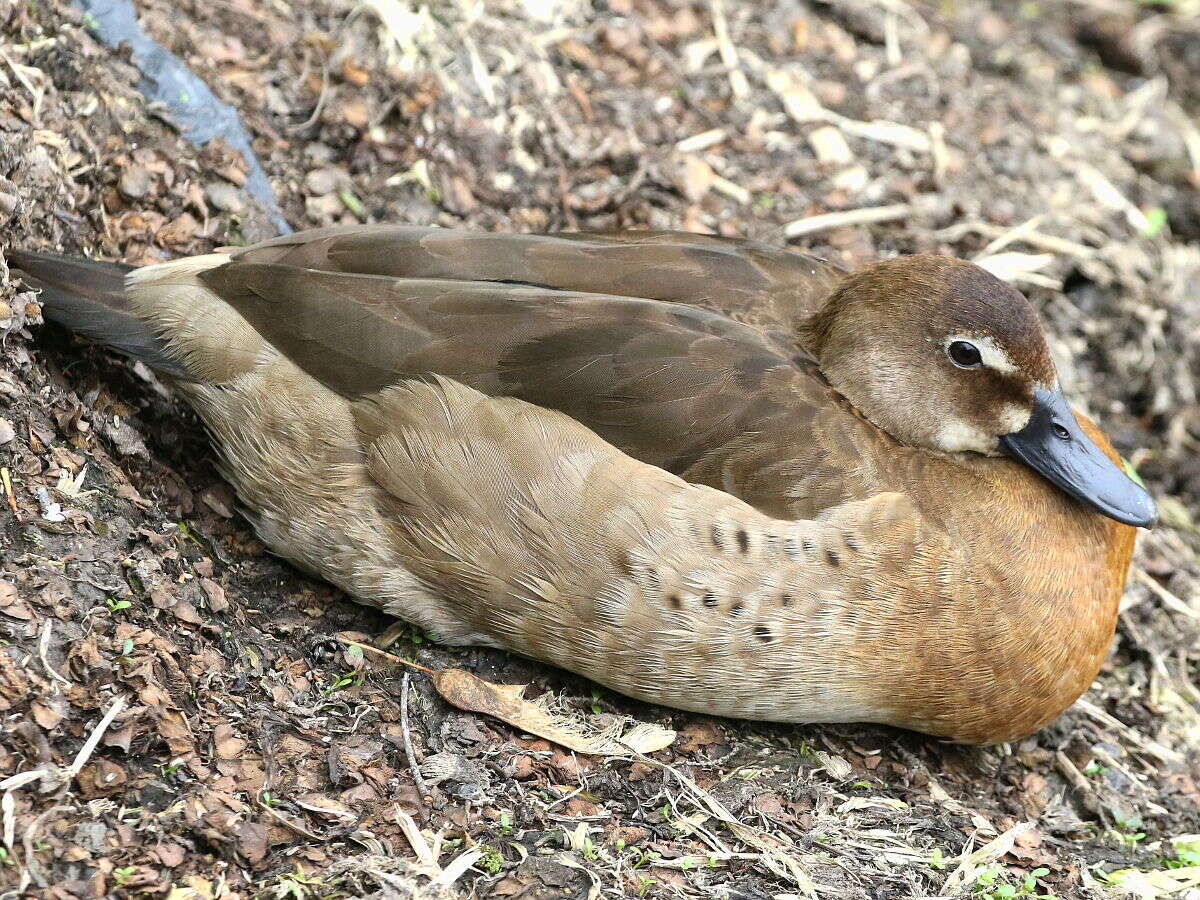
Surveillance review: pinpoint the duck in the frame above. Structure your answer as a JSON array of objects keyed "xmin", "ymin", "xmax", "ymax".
[{"xmin": 10, "ymin": 226, "xmax": 1155, "ymax": 744}]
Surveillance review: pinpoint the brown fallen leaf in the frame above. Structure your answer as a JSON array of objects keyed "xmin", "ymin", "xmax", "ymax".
[
  {"xmin": 168, "ymin": 875, "xmax": 215, "ymax": 900},
  {"xmin": 433, "ymin": 668, "xmax": 675, "ymax": 755},
  {"xmin": 155, "ymin": 709, "xmax": 195, "ymax": 757},
  {"xmin": 199, "ymin": 577, "xmax": 228, "ymax": 612},
  {"xmin": 235, "ymin": 821, "xmax": 270, "ymax": 865},
  {"xmin": 212, "ymin": 723, "xmax": 247, "ymax": 759},
  {"xmin": 294, "ymin": 792, "xmax": 357, "ymax": 821},
  {"xmin": 32, "ymin": 697, "xmax": 66, "ymax": 730},
  {"xmin": 171, "ymin": 600, "xmax": 203, "ymax": 625},
  {"xmin": 155, "ymin": 843, "xmax": 187, "ymax": 868},
  {"xmin": 676, "ymin": 719, "xmax": 724, "ymax": 753},
  {"xmin": 0, "ymin": 581, "xmax": 34, "ymax": 620},
  {"xmin": 338, "ymin": 639, "xmax": 675, "ymax": 756}
]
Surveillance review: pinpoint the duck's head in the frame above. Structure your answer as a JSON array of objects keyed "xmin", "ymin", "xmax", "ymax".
[{"xmin": 803, "ymin": 254, "xmax": 1156, "ymax": 528}]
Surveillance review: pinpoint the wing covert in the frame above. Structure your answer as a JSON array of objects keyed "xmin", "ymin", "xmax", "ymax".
[{"xmin": 198, "ymin": 260, "xmax": 819, "ymax": 470}]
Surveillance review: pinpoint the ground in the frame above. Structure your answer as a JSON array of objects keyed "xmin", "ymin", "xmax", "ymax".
[{"xmin": 1, "ymin": 0, "xmax": 1199, "ymax": 897}]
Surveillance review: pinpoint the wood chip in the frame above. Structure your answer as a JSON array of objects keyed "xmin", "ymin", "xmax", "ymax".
[
  {"xmin": 711, "ymin": 173, "xmax": 750, "ymax": 205},
  {"xmin": 1077, "ymin": 163, "xmax": 1150, "ymax": 231},
  {"xmin": 710, "ymin": 0, "xmax": 749, "ymax": 100},
  {"xmin": 974, "ymin": 251, "xmax": 1061, "ymax": 288},
  {"xmin": 675, "ymin": 128, "xmax": 726, "ymax": 153},
  {"xmin": 827, "ymin": 114, "xmax": 931, "ymax": 153},
  {"xmin": 784, "ymin": 203, "xmax": 911, "ymax": 238},
  {"xmin": 767, "ymin": 67, "xmax": 930, "ymax": 152},
  {"xmin": 765, "ymin": 68, "xmax": 824, "ymax": 121},
  {"xmin": 807, "ymin": 125, "xmax": 853, "ymax": 165},
  {"xmin": 679, "ymin": 155, "xmax": 716, "ymax": 201}
]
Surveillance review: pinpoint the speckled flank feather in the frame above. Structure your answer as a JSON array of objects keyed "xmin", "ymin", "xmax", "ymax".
[
  {"xmin": 17, "ymin": 228, "xmax": 1138, "ymax": 743},
  {"xmin": 357, "ymin": 379, "xmax": 950, "ymax": 725}
]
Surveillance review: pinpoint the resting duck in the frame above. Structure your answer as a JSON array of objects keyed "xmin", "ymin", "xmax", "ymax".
[{"xmin": 12, "ymin": 227, "xmax": 1154, "ymax": 743}]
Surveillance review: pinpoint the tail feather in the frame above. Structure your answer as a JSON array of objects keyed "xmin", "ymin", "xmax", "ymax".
[{"xmin": 8, "ymin": 249, "xmax": 190, "ymax": 378}]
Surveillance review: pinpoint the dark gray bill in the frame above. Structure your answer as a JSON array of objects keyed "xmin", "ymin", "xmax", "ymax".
[{"xmin": 999, "ymin": 387, "xmax": 1157, "ymax": 528}]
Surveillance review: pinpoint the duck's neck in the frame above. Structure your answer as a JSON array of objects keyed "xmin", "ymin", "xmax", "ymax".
[
  {"xmin": 946, "ymin": 457, "xmax": 1135, "ymax": 729},
  {"xmin": 948, "ymin": 455, "xmax": 1133, "ymax": 600}
]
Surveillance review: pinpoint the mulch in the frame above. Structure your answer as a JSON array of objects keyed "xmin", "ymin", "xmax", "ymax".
[{"xmin": 0, "ymin": 0, "xmax": 1198, "ymax": 896}]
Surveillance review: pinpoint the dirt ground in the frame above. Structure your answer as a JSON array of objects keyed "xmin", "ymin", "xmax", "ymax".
[{"xmin": 1, "ymin": 0, "xmax": 1199, "ymax": 897}]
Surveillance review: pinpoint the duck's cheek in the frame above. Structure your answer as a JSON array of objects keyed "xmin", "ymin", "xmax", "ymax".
[
  {"xmin": 933, "ymin": 418, "xmax": 1001, "ymax": 455},
  {"xmin": 996, "ymin": 402, "xmax": 1033, "ymax": 435}
]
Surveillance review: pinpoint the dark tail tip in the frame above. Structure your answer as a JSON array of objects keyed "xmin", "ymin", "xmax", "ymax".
[{"xmin": 9, "ymin": 249, "xmax": 189, "ymax": 378}]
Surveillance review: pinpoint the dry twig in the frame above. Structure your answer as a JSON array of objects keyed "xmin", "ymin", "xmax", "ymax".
[{"xmin": 784, "ymin": 204, "xmax": 911, "ymax": 238}]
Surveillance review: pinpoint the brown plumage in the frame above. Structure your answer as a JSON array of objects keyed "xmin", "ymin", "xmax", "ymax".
[{"xmin": 11, "ymin": 226, "xmax": 1151, "ymax": 743}]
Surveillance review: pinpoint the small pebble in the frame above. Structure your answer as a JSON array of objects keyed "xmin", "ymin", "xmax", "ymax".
[
  {"xmin": 118, "ymin": 166, "xmax": 153, "ymax": 200},
  {"xmin": 0, "ymin": 417, "xmax": 13, "ymax": 444},
  {"xmin": 304, "ymin": 168, "xmax": 341, "ymax": 196},
  {"xmin": 205, "ymin": 182, "xmax": 246, "ymax": 213},
  {"xmin": 304, "ymin": 142, "xmax": 336, "ymax": 163},
  {"xmin": 0, "ymin": 192, "xmax": 18, "ymax": 215},
  {"xmin": 305, "ymin": 193, "xmax": 344, "ymax": 221},
  {"xmin": 35, "ymin": 487, "xmax": 65, "ymax": 523}
]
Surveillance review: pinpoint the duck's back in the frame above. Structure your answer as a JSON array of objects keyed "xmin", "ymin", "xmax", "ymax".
[{"xmin": 186, "ymin": 227, "xmax": 850, "ymax": 489}]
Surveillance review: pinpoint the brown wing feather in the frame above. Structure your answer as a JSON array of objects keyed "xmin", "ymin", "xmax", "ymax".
[
  {"xmin": 224, "ymin": 226, "xmax": 845, "ymax": 336},
  {"xmin": 198, "ymin": 261, "xmax": 816, "ymax": 472}
]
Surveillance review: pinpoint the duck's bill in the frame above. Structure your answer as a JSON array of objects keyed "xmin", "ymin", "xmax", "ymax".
[{"xmin": 999, "ymin": 387, "xmax": 1157, "ymax": 528}]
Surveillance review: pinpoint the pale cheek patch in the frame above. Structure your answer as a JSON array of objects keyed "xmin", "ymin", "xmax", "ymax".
[
  {"xmin": 934, "ymin": 419, "xmax": 1000, "ymax": 455},
  {"xmin": 944, "ymin": 333, "xmax": 1017, "ymax": 374},
  {"xmin": 997, "ymin": 403, "xmax": 1032, "ymax": 435}
]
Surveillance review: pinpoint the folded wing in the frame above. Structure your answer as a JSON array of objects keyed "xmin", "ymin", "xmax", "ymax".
[
  {"xmin": 223, "ymin": 225, "xmax": 845, "ymax": 335},
  {"xmin": 194, "ymin": 257, "xmax": 822, "ymax": 474}
]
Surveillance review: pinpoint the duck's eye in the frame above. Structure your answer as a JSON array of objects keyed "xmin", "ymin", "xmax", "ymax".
[{"xmin": 947, "ymin": 340, "xmax": 983, "ymax": 368}]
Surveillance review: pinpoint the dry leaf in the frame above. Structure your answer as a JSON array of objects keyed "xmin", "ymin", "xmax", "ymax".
[
  {"xmin": 32, "ymin": 698, "xmax": 66, "ymax": 730},
  {"xmin": 171, "ymin": 601, "xmax": 204, "ymax": 625},
  {"xmin": 199, "ymin": 578, "xmax": 228, "ymax": 612},
  {"xmin": 294, "ymin": 792, "xmax": 357, "ymax": 821},
  {"xmin": 155, "ymin": 709, "xmax": 195, "ymax": 757},
  {"xmin": 837, "ymin": 796, "xmax": 909, "ymax": 813},
  {"xmin": 0, "ymin": 582, "xmax": 35, "ymax": 621},
  {"xmin": 814, "ymin": 751, "xmax": 853, "ymax": 780},
  {"xmin": 975, "ymin": 251, "xmax": 1058, "ymax": 287},
  {"xmin": 234, "ymin": 821, "xmax": 269, "ymax": 864},
  {"xmin": 431, "ymin": 668, "xmax": 675, "ymax": 756},
  {"xmin": 338, "ymin": 639, "xmax": 676, "ymax": 756},
  {"xmin": 942, "ymin": 821, "xmax": 1035, "ymax": 894},
  {"xmin": 170, "ymin": 875, "xmax": 216, "ymax": 900},
  {"xmin": 211, "ymin": 723, "xmax": 246, "ymax": 759},
  {"xmin": 1077, "ymin": 163, "xmax": 1150, "ymax": 231},
  {"xmin": 155, "ymin": 843, "xmax": 187, "ymax": 868}
]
